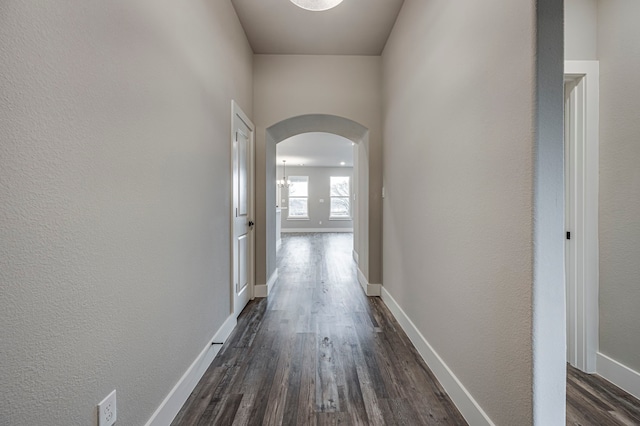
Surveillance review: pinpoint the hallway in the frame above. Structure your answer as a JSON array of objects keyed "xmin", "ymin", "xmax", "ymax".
[{"xmin": 173, "ymin": 233, "xmax": 467, "ymax": 425}]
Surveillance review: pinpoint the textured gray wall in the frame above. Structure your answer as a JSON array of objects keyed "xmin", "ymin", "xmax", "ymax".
[
  {"xmin": 280, "ymin": 166, "xmax": 354, "ymax": 230},
  {"xmin": 0, "ymin": 1, "xmax": 253, "ymax": 424},
  {"xmin": 382, "ymin": 0, "xmax": 563, "ymax": 423},
  {"xmin": 598, "ymin": 0, "xmax": 640, "ymax": 374}
]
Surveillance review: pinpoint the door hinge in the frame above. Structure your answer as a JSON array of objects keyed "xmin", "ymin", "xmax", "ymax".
[{"xmin": 566, "ymin": 231, "xmax": 571, "ymax": 240}]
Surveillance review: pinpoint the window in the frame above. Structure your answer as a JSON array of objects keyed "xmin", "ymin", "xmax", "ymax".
[
  {"xmin": 288, "ymin": 176, "xmax": 309, "ymax": 219},
  {"xmin": 330, "ymin": 176, "xmax": 350, "ymax": 219}
]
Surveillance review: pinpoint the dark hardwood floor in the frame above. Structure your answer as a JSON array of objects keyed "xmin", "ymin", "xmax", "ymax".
[
  {"xmin": 173, "ymin": 232, "xmax": 640, "ymax": 425},
  {"xmin": 567, "ymin": 364, "xmax": 640, "ymax": 426},
  {"xmin": 172, "ymin": 233, "xmax": 467, "ymax": 425}
]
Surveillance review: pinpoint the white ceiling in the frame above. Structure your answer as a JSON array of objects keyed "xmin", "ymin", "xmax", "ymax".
[
  {"xmin": 277, "ymin": 132, "xmax": 354, "ymax": 167},
  {"xmin": 231, "ymin": 0, "xmax": 405, "ymax": 55}
]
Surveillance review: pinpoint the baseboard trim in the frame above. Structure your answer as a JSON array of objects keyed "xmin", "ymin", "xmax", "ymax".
[
  {"xmin": 357, "ymin": 267, "xmax": 381, "ymax": 297},
  {"xmin": 255, "ymin": 268, "xmax": 278, "ymax": 298},
  {"xmin": 281, "ymin": 228, "xmax": 353, "ymax": 233},
  {"xmin": 380, "ymin": 287, "xmax": 494, "ymax": 426},
  {"xmin": 145, "ymin": 314, "xmax": 237, "ymax": 426},
  {"xmin": 597, "ymin": 352, "xmax": 640, "ymax": 400},
  {"xmin": 352, "ymin": 249, "xmax": 359, "ymax": 265}
]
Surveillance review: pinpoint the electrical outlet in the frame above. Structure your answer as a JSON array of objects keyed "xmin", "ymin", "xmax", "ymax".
[{"xmin": 98, "ymin": 390, "xmax": 117, "ymax": 426}]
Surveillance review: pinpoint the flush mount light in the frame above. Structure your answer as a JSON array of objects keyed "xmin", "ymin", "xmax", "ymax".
[
  {"xmin": 340, "ymin": 161, "xmax": 346, "ymax": 166},
  {"xmin": 290, "ymin": 0, "xmax": 344, "ymax": 12}
]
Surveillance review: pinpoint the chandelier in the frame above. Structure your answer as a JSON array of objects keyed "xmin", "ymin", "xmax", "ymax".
[{"xmin": 277, "ymin": 160, "xmax": 292, "ymax": 188}]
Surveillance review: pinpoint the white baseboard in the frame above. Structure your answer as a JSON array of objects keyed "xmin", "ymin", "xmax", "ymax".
[
  {"xmin": 145, "ymin": 314, "xmax": 237, "ymax": 426},
  {"xmin": 281, "ymin": 228, "xmax": 353, "ymax": 233},
  {"xmin": 597, "ymin": 352, "xmax": 640, "ymax": 400},
  {"xmin": 357, "ymin": 267, "xmax": 381, "ymax": 297},
  {"xmin": 352, "ymin": 249, "xmax": 359, "ymax": 265},
  {"xmin": 380, "ymin": 287, "xmax": 494, "ymax": 426},
  {"xmin": 255, "ymin": 268, "xmax": 278, "ymax": 298}
]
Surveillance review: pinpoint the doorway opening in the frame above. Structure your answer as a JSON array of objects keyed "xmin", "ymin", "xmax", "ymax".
[
  {"xmin": 564, "ymin": 61, "xmax": 600, "ymax": 373},
  {"xmin": 259, "ymin": 114, "xmax": 378, "ymax": 298},
  {"xmin": 276, "ymin": 132, "xmax": 354, "ymax": 237}
]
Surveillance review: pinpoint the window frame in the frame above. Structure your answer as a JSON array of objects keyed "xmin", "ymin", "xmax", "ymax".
[
  {"xmin": 287, "ymin": 176, "xmax": 309, "ymax": 220},
  {"xmin": 329, "ymin": 176, "xmax": 351, "ymax": 220}
]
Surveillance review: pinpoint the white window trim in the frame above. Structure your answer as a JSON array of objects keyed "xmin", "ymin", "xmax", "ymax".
[
  {"xmin": 329, "ymin": 176, "xmax": 351, "ymax": 220},
  {"xmin": 287, "ymin": 176, "xmax": 309, "ymax": 219}
]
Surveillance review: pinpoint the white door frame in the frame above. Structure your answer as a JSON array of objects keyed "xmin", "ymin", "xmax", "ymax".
[
  {"xmin": 564, "ymin": 60, "xmax": 599, "ymax": 373},
  {"xmin": 231, "ymin": 100, "xmax": 255, "ymax": 317}
]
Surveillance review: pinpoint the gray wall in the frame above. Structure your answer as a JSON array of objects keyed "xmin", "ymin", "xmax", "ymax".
[
  {"xmin": 0, "ymin": 1, "xmax": 253, "ymax": 424},
  {"xmin": 253, "ymin": 55, "xmax": 382, "ymax": 286},
  {"xmin": 279, "ymin": 166, "xmax": 354, "ymax": 231},
  {"xmin": 597, "ymin": 0, "xmax": 640, "ymax": 374},
  {"xmin": 382, "ymin": 0, "xmax": 564, "ymax": 424},
  {"xmin": 565, "ymin": 0, "xmax": 598, "ymax": 60}
]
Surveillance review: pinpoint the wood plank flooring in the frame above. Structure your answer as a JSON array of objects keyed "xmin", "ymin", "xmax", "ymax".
[
  {"xmin": 173, "ymin": 232, "xmax": 640, "ymax": 425},
  {"xmin": 173, "ymin": 233, "xmax": 467, "ymax": 425},
  {"xmin": 567, "ymin": 364, "xmax": 640, "ymax": 425}
]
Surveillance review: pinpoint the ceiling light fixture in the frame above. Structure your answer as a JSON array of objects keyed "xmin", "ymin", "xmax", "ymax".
[
  {"xmin": 289, "ymin": 0, "xmax": 344, "ymax": 12},
  {"xmin": 340, "ymin": 161, "xmax": 346, "ymax": 166}
]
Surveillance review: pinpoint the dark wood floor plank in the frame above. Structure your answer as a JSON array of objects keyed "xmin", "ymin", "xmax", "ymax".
[
  {"xmin": 210, "ymin": 393, "xmax": 243, "ymax": 426},
  {"xmin": 230, "ymin": 393, "xmax": 256, "ymax": 426},
  {"xmin": 388, "ymin": 398, "xmax": 424, "ymax": 425},
  {"xmin": 281, "ymin": 333, "xmax": 306, "ymax": 425},
  {"xmin": 262, "ymin": 330, "xmax": 296, "ymax": 425},
  {"xmin": 295, "ymin": 332, "xmax": 318, "ymax": 426},
  {"xmin": 316, "ymin": 411, "xmax": 353, "ymax": 426},
  {"xmin": 339, "ymin": 324, "xmax": 372, "ymax": 425},
  {"xmin": 356, "ymin": 367, "xmax": 387, "ymax": 426},
  {"xmin": 316, "ymin": 320, "xmax": 340, "ymax": 413}
]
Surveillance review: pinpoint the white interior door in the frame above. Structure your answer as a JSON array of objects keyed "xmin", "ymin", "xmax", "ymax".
[{"xmin": 232, "ymin": 101, "xmax": 254, "ymax": 318}]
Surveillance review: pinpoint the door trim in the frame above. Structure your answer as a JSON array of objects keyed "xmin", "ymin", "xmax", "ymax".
[
  {"xmin": 231, "ymin": 100, "xmax": 255, "ymax": 316},
  {"xmin": 564, "ymin": 60, "xmax": 599, "ymax": 373}
]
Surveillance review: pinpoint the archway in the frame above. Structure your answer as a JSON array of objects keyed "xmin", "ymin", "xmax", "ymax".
[{"xmin": 256, "ymin": 114, "xmax": 379, "ymax": 297}]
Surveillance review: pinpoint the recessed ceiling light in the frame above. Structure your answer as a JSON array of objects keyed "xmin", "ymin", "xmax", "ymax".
[
  {"xmin": 340, "ymin": 161, "xmax": 346, "ymax": 166},
  {"xmin": 290, "ymin": 0, "xmax": 344, "ymax": 12}
]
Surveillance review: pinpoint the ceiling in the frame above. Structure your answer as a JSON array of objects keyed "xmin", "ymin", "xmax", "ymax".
[
  {"xmin": 277, "ymin": 132, "xmax": 354, "ymax": 167},
  {"xmin": 231, "ymin": 0, "xmax": 405, "ymax": 55}
]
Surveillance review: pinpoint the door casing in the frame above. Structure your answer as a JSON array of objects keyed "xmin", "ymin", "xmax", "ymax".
[
  {"xmin": 231, "ymin": 100, "xmax": 255, "ymax": 318},
  {"xmin": 564, "ymin": 60, "xmax": 599, "ymax": 373}
]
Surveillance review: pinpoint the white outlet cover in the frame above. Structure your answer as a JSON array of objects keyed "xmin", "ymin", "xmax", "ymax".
[{"xmin": 98, "ymin": 390, "xmax": 117, "ymax": 426}]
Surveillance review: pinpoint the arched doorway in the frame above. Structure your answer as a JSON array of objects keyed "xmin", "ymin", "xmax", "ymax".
[{"xmin": 255, "ymin": 114, "xmax": 379, "ymax": 297}]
